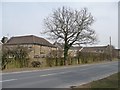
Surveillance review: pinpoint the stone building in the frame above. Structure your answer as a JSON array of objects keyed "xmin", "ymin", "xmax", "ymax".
[
  {"xmin": 3, "ymin": 35, "xmax": 56, "ymax": 59},
  {"xmin": 54, "ymin": 42, "xmax": 116, "ymax": 58}
]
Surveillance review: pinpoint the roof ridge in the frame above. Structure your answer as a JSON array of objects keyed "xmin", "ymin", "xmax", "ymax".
[
  {"xmin": 85, "ymin": 46, "xmax": 107, "ymax": 48},
  {"xmin": 5, "ymin": 35, "xmax": 55, "ymax": 47},
  {"xmin": 13, "ymin": 35, "xmax": 36, "ymax": 37},
  {"xmin": 11, "ymin": 35, "xmax": 45, "ymax": 40}
]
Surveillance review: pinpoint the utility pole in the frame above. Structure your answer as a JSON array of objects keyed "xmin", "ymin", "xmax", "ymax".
[
  {"xmin": 109, "ymin": 36, "xmax": 112, "ymax": 61},
  {"xmin": 110, "ymin": 36, "xmax": 111, "ymax": 46}
]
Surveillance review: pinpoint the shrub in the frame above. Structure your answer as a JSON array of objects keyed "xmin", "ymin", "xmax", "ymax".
[{"xmin": 31, "ymin": 61, "xmax": 41, "ymax": 67}]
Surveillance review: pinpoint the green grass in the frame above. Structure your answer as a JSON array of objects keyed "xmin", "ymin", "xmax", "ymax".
[
  {"xmin": 91, "ymin": 73, "xmax": 119, "ymax": 88},
  {"xmin": 75, "ymin": 72, "xmax": 119, "ymax": 89}
]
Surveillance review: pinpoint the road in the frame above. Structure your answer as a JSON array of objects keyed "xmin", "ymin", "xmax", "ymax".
[{"xmin": 2, "ymin": 61, "xmax": 118, "ymax": 88}]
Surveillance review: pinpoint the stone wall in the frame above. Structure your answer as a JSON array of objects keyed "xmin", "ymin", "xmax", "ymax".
[{"xmin": 3, "ymin": 44, "xmax": 57, "ymax": 59}]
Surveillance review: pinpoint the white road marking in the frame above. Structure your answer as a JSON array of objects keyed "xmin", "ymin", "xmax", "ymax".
[
  {"xmin": 40, "ymin": 71, "xmax": 71, "ymax": 77},
  {"xmin": 1, "ymin": 68, "xmax": 89, "ymax": 82},
  {"xmin": 39, "ymin": 67, "xmax": 93, "ymax": 77},
  {"xmin": 0, "ymin": 79, "xmax": 17, "ymax": 82}
]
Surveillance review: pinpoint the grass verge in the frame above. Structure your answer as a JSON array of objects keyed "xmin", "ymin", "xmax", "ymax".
[{"xmin": 72, "ymin": 72, "xmax": 119, "ymax": 90}]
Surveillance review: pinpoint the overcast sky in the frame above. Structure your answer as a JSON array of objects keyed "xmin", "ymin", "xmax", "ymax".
[{"xmin": 0, "ymin": 0, "xmax": 118, "ymax": 48}]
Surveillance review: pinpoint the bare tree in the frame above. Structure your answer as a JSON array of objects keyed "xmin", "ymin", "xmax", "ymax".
[
  {"xmin": 2, "ymin": 46, "xmax": 29, "ymax": 69},
  {"xmin": 43, "ymin": 6, "xmax": 97, "ymax": 65}
]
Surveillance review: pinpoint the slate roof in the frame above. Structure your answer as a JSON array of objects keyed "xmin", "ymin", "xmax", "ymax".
[
  {"xmin": 54, "ymin": 42, "xmax": 111, "ymax": 53},
  {"xmin": 5, "ymin": 35, "xmax": 55, "ymax": 47},
  {"xmin": 81, "ymin": 46, "xmax": 108, "ymax": 52}
]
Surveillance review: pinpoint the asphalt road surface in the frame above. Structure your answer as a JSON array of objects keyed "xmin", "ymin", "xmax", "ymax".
[{"xmin": 2, "ymin": 61, "xmax": 118, "ymax": 88}]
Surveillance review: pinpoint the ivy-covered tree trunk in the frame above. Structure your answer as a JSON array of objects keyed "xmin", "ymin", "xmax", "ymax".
[
  {"xmin": 64, "ymin": 42, "xmax": 69, "ymax": 65},
  {"xmin": 55, "ymin": 58, "xmax": 58, "ymax": 66},
  {"xmin": 64, "ymin": 49, "xmax": 68, "ymax": 65}
]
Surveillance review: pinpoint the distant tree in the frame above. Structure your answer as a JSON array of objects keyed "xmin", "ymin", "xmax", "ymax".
[
  {"xmin": 43, "ymin": 6, "xmax": 97, "ymax": 65},
  {"xmin": 1, "ymin": 36, "xmax": 8, "ymax": 44}
]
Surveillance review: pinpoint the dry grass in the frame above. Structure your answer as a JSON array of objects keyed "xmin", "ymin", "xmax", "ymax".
[{"xmin": 75, "ymin": 72, "xmax": 119, "ymax": 89}]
